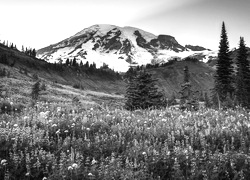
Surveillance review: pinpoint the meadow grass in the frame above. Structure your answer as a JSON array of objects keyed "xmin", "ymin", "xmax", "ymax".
[{"xmin": 0, "ymin": 103, "xmax": 250, "ymax": 180}]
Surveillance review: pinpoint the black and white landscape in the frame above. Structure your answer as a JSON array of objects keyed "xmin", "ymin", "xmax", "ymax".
[{"xmin": 1, "ymin": 0, "xmax": 250, "ymax": 180}]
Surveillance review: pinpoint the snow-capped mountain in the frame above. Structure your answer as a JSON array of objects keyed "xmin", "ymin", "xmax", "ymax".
[{"xmin": 37, "ymin": 24, "xmax": 217, "ymax": 72}]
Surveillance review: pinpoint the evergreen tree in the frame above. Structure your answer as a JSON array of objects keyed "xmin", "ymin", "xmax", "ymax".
[
  {"xmin": 93, "ymin": 62, "xmax": 96, "ymax": 69},
  {"xmin": 80, "ymin": 61, "xmax": 83, "ymax": 67},
  {"xmin": 125, "ymin": 70, "xmax": 165, "ymax": 110},
  {"xmin": 65, "ymin": 58, "xmax": 70, "ymax": 66},
  {"xmin": 179, "ymin": 66, "xmax": 198, "ymax": 110},
  {"xmin": 204, "ymin": 92, "xmax": 211, "ymax": 108},
  {"xmin": 213, "ymin": 22, "xmax": 234, "ymax": 106},
  {"xmin": 32, "ymin": 49, "xmax": 36, "ymax": 57},
  {"xmin": 235, "ymin": 37, "xmax": 250, "ymax": 108},
  {"xmin": 31, "ymin": 81, "xmax": 41, "ymax": 101},
  {"xmin": 125, "ymin": 66, "xmax": 137, "ymax": 82},
  {"xmin": 85, "ymin": 61, "xmax": 89, "ymax": 69},
  {"xmin": 72, "ymin": 57, "xmax": 77, "ymax": 67}
]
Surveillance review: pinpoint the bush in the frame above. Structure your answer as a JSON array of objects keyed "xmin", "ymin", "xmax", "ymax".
[
  {"xmin": 0, "ymin": 100, "xmax": 24, "ymax": 114},
  {"xmin": 73, "ymin": 83, "xmax": 84, "ymax": 89},
  {"xmin": 0, "ymin": 100, "xmax": 12, "ymax": 114}
]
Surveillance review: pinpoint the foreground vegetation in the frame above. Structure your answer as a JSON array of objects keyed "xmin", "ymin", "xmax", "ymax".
[{"xmin": 0, "ymin": 103, "xmax": 250, "ymax": 180}]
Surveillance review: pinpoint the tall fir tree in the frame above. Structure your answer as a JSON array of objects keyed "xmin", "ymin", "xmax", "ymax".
[
  {"xmin": 125, "ymin": 70, "xmax": 165, "ymax": 110},
  {"xmin": 65, "ymin": 58, "xmax": 70, "ymax": 66},
  {"xmin": 213, "ymin": 22, "xmax": 234, "ymax": 106},
  {"xmin": 235, "ymin": 37, "xmax": 250, "ymax": 108},
  {"xmin": 31, "ymin": 80, "xmax": 41, "ymax": 101},
  {"xmin": 179, "ymin": 66, "xmax": 198, "ymax": 110}
]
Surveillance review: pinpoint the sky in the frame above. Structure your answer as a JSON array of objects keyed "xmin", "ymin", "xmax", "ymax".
[{"xmin": 0, "ymin": 0, "xmax": 249, "ymax": 50}]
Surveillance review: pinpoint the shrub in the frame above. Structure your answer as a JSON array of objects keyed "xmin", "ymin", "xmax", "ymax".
[
  {"xmin": 0, "ymin": 100, "xmax": 12, "ymax": 114},
  {"xmin": 73, "ymin": 83, "xmax": 84, "ymax": 89},
  {"xmin": 0, "ymin": 100, "xmax": 24, "ymax": 114}
]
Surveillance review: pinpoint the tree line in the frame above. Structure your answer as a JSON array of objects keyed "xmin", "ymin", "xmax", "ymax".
[
  {"xmin": 125, "ymin": 21, "xmax": 250, "ymax": 110},
  {"xmin": 213, "ymin": 22, "xmax": 250, "ymax": 109},
  {"xmin": 0, "ymin": 39, "xmax": 36, "ymax": 58}
]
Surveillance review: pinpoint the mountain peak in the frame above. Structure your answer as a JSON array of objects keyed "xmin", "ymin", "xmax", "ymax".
[{"xmin": 37, "ymin": 24, "xmax": 215, "ymax": 72}]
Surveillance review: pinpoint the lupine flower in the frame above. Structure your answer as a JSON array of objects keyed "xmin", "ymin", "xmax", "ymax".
[
  {"xmin": 72, "ymin": 163, "xmax": 78, "ymax": 169},
  {"xmin": 57, "ymin": 107, "xmax": 61, "ymax": 112},
  {"xmin": 88, "ymin": 172, "xmax": 94, "ymax": 176},
  {"xmin": 91, "ymin": 158, "xmax": 97, "ymax": 165},
  {"xmin": 1, "ymin": 159, "xmax": 7, "ymax": 165},
  {"xmin": 52, "ymin": 124, "xmax": 57, "ymax": 127}
]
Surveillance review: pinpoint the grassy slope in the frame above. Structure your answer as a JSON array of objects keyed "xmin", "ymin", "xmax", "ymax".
[
  {"xmin": 0, "ymin": 45, "xmax": 126, "ymax": 93},
  {"xmin": 1, "ymin": 44, "xmax": 218, "ymax": 106},
  {"xmin": 148, "ymin": 60, "xmax": 215, "ymax": 97},
  {"xmin": 0, "ymin": 45, "xmax": 125, "ymax": 107}
]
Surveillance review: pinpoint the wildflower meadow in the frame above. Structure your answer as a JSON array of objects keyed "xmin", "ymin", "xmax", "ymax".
[{"xmin": 1, "ymin": 102, "xmax": 250, "ymax": 180}]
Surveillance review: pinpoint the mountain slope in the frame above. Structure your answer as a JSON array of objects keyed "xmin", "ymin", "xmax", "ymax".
[
  {"xmin": 0, "ymin": 45, "xmax": 126, "ymax": 105},
  {"xmin": 148, "ymin": 60, "xmax": 215, "ymax": 97},
  {"xmin": 37, "ymin": 24, "xmax": 216, "ymax": 72},
  {"xmin": 1, "ymin": 43, "xmax": 216, "ymax": 105}
]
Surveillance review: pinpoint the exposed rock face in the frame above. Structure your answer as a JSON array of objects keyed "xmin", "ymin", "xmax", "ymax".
[
  {"xmin": 150, "ymin": 35, "xmax": 185, "ymax": 52},
  {"xmin": 185, "ymin": 45, "xmax": 208, "ymax": 51},
  {"xmin": 37, "ymin": 24, "xmax": 213, "ymax": 72}
]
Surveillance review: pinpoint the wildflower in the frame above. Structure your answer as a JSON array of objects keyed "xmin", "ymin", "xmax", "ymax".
[
  {"xmin": 72, "ymin": 163, "xmax": 78, "ymax": 169},
  {"xmin": 1, "ymin": 159, "xmax": 7, "ymax": 165},
  {"xmin": 162, "ymin": 118, "xmax": 167, "ymax": 122},
  {"xmin": 166, "ymin": 151, "xmax": 171, "ymax": 156},
  {"xmin": 42, "ymin": 177, "xmax": 47, "ymax": 180},
  {"xmin": 13, "ymin": 124, "xmax": 18, "ymax": 128},
  {"xmin": 64, "ymin": 130, "xmax": 69, "ymax": 133},
  {"xmin": 71, "ymin": 123, "xmax": 75, "ymax": 127},
  {"xmin": 88, "ymin": 172, "xmax": 94, "ymax": 176},
  {"xmin": 86, "ymin": 128, "xmax": 90, "ymax": 131},
  {"xmin": 91, "ymin": 158, "xmax": 97, "ymax": 165},
  {"xmin": 25, "ymin": 172, "xmax": 30, "ymax": 176},
  {"xmin": 52, "ymin": 124, "xmax": 57, "ymax": 127},
  {"xmin": 23, "ymin": 116, "xmax": 29, "ymax": 121},
  {"xmin": 68, "ymin": 166, "xmax": 73, "ymax": 170},
  {"xmin": 142, "ymin": 152, "xmax": 147, "ymax": 155},
  {"xmin": 56, "ymin": 129, "xmax": 60, "ymax": 134},
  {"xmin": 57, "ymin": 107, "xmax": 61, "ymax": 112}
]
